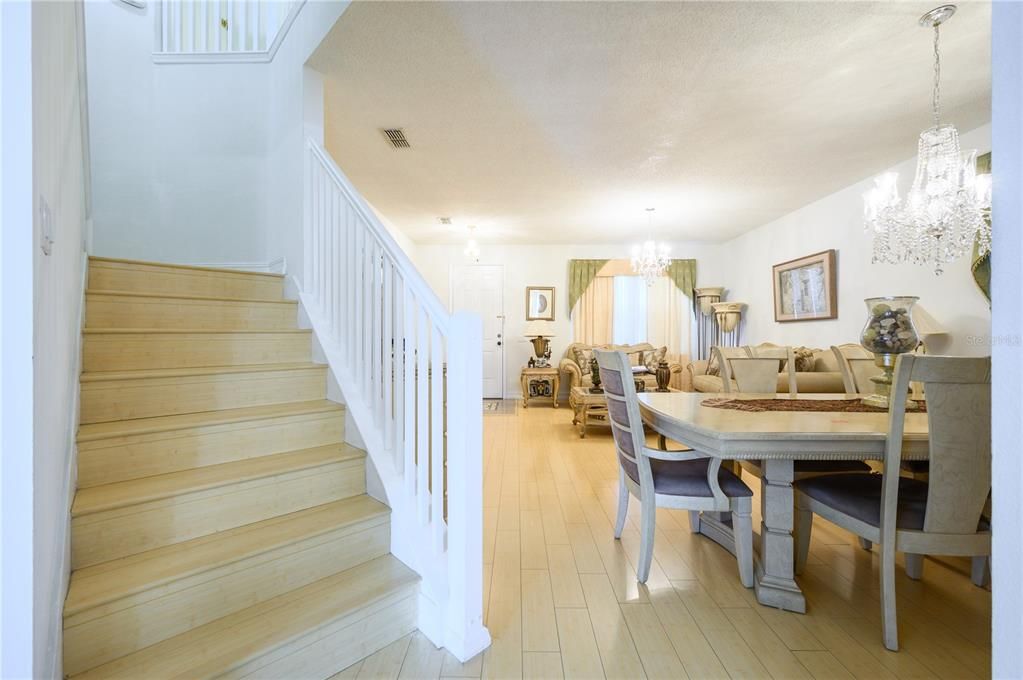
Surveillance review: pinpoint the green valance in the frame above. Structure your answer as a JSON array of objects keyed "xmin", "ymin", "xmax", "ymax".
[
  {"xmin": 666, "ymin": 259, "xmax": 697, "ymax": 300},
  {"xmin": 568, "ymin": 259, "xmax": 609, "ymax": 314}
]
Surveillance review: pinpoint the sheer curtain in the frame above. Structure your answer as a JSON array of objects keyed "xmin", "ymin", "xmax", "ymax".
[
  {"xmin": 612, "ymin": 276, "xmax": 648, "ymax": 345},
  {"xmin": 646, "ymin": 276, "xmax": 691, "ymax": 363},
  {"xmin": 572, "ymin": 276, "xmax": 614, "ymax": 345}
]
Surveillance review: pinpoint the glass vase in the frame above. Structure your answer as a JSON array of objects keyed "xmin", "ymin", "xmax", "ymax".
[{"xmin": 859, "ymin": 296, "xmax": 920, "ymax": 409}]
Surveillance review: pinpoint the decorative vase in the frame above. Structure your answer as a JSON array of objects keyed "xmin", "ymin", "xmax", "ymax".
[
  {"xmin": 859, "ymin": 296, "xmax": 920, "ymax": 409},
  {"xmin": 655, "ymin": 360, "xmax": 671, "ymax": 392},
  {"xmin": 589, "ymin": 357, "xmax": 603, "ymax": 393}
]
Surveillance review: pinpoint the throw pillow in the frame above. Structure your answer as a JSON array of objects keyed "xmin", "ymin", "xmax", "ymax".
[
  {"xmin": 644, "ymin": 346, "xmax": 668, "ymax": 372},
  {"xmin": 573, "ymin": 347, "xmax": 595, "ymax": 375},
  {"xmin": 792, "ymin": 347, "xmax": 816, "ymax": 372}
]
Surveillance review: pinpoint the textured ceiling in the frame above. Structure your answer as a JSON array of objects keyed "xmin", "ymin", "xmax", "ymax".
[{"xmin": 309, "ymin": 1, "xmax": 991, "ymax": 245}]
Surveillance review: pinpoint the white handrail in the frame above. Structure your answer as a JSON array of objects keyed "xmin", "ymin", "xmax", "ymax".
[{"xmin": 302, "ymin": 137, "xmax": 491, "ymax": 662}]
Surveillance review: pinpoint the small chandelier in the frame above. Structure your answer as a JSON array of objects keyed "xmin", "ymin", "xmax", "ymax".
[
  {"xmin": 863, "ymin": 4, "xmax": 991, "ymax": 276},
  {"xmin": 631, "ymin": 208, "xmax": 671, "ymax": 285},
  {"xmin": 463, "ymin": 225, "xmax": 480, "ymax": 263}
]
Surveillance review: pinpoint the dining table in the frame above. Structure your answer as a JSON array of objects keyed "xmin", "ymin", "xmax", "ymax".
[{"xmin": 637, "ymin": 391, "xmax": 929, "ymax": 613}]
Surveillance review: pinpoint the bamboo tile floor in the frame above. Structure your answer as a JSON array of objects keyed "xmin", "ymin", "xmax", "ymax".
[{"xmin": 335, "ymin": 401, "xmax": 991, "ymax": 679}]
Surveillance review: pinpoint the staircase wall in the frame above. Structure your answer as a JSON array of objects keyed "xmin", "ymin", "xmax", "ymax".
[
  {"xmin": 30, "ymin": 2, "xmax": 90, "ymax": 678},
  {"xmin": 84, "ymin": 0, "xmax": 351, "ymax": 273}
]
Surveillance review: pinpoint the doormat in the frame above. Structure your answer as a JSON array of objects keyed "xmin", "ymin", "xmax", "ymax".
[{"xmin": 484, "ymin": 400, "xmax": 517, "ymax": 415}]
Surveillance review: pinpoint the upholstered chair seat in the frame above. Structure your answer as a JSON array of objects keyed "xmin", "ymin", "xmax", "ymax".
[{"xmin": 623, "ymin": 458, "xmax": 753, "ymax": 498}]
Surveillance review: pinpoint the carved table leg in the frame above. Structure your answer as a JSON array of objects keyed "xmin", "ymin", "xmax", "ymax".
[
  {"xmin": 553, "ymin": 375, "xmax": 560, "ymax": 408},
  {"xmin": 754, "ymin": 458, "xmax": 807, "ymax": 613}
]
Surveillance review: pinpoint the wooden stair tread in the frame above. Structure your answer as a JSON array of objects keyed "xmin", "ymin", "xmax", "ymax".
[
  {"xmin": 71, "ymin": 445, "xmax": 363, "ymax": 517},
  {"xmin": 64, "ymin": 495, "xmax": 390, "ymax": 617},
  {"xmin": 70, "ymin": 555, "xmax": 418, "ymax": 680},
  {"xmin": 83, "ymin": 327, "xmax": 311, "ymax": 335},
  {"xmin": 77, "ymin": 400, "xmax": 344, "ymax": 442},
  {"xmin": 85, "ymin": 289, "xmax": 297, "ymax": 305},
  {"xmin": 80, "ymin": 362, "xmax": 325, "ymax": 383},
  {"xmin": 88, "ymin": 256, "xmax": 285, "ymax": 279}
]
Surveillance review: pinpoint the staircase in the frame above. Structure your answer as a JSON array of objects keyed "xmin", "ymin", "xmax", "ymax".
[{"xmin": 63, "ymin": 256, "xmax": 419, "ymax": 679}]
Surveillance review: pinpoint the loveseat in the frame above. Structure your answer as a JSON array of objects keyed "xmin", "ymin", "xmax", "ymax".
[
  {"xmin": 559, "ymin": 342, "xmax": 685, "ymax": 392},
  {"xmin": 686, "ymin": 342, "xmax": 845, "ymax": 393}
]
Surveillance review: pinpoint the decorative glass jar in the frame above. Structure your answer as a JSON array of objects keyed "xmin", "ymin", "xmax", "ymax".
[{"xmin": 859, "ymin": 296, "xmax": 920, "ymax": 408}]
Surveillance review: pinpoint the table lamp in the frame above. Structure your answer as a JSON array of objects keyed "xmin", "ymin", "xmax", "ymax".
[{"xmin": 524, "ymin": 320, "xmax": 556, "ymax": 367}]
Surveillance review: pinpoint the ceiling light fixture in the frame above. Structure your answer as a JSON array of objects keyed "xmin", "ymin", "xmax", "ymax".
[
  {"xmin": 464, "ymin": 225, "xmax": 480, "ymax": 263},
  {"xmin": 863, "ymin": 4, "xmax": 991, "ymax": 275},
  {"xmin": 631, "ymin": 208, "xmax": 671, "ymax": 286}
]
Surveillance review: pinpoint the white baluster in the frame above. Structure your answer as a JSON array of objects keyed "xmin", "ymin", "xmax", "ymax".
[
  {"xmin": 416, "ymin": 308, "xmax": 430, "ymax": 522},
  {"xmin": 430, "ymin": 323, "xmax": 445, "ymax": 545},
  {"xmin": 383, "ymin": 259, "xmax": 394, "ymax": 453},
  {"xmin": 346, "ymin": 208, "xmax": 355, "ymax": 364},
  {"xmin": 403, "ymin": 284, "xmax": 416, "ymax": 491},
  {"xmin": 394, "ymin": 273, "xmax": 406, "ymax": 473},
  {"xmin": 370, "ymin": 239, "xmax": 380, "ymax": 424}
]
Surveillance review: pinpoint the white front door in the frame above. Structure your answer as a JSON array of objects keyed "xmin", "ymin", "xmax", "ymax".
[{"xmin": 450, "ymin": 265, "xmax": 505, "ymax": 399}]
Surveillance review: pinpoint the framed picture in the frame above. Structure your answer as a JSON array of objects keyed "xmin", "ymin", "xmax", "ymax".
[
  {"xmin": 526, "ymin": 286, "xmax": 555, "ymax": 321},
  {"xmin": 772, "ymin": 250, "xmax": 837, "ymax": 322}
]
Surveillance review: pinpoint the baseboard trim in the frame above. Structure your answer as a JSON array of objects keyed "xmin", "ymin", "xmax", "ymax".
[{"xmin": 189, "ymin": 257, "xmax": 287, "ymax": 275}]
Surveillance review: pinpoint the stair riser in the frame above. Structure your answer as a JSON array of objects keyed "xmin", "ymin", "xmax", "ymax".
[
  {"xmin": 86, "ymin": 294, "xmax": 298, "ymax": 330},
  {"xmin": 64, "ymin": 518, "xmax": 390, "ymax": 676},
  {"xmin": 83, "ymin": 332, "xmax": 312, "ymax": 371},
  {"xmin": 71, "ymin": 459, "xmax": 366, "ymax": 569},
  {"xmin": 224, "ymin": 591, "xmax": 417, "ymax": 680},
  {"xmin": 80, "ymin": 370, "xmax": 327, "ymax": 424},
  {"xmin": 89, "ymin": 261, "xmax": 283, "ymax": 300},
  {"xmin": 78, "ymin": 412, "xmax": 344, "ymax": 487}
]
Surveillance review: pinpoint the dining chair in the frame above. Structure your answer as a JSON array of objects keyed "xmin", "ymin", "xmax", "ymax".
[
  {"xmin": 747, "ymin": 344, "xmax": 798, "ymax": 395},
  {"xmin": 831, "ymin": 343, "xmax": 874, "ymax": 393},
  {"xmin": 725, "ymin": 347, "xmax": 871, "ymax": 481},
  {"xmin": 794, "ymin": 354, "xmax": 992, "ymax": 651},
  {"xmin": 711, "ymin": 345, "xmax": 753, "ymax": 391},
  {"xmin": 595, "ymin": 349, "xmax": 754, "ymax": 587}
]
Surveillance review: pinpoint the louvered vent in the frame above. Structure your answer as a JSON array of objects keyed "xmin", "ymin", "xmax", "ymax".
[{"xmin": 382, "ymin": 128, "xmax": 411, "ymax": 149}]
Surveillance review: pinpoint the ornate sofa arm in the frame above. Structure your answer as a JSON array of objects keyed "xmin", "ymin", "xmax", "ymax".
[
  {"xmin": 667, "ymin": 361, "xmax": 689, "ymax": 391},
  {"xmin": 559, "ymin": 358, "xmax": 583, "ymax": 389}
]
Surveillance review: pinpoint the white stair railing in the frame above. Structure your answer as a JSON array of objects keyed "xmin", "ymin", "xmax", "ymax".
[
  {"xmin": 302, "ymin": 138, "xmax": 491, "ymax": 662},
  {"xmin": 154, "ymin": 0, "xmax": 302, "ymax": 63}
]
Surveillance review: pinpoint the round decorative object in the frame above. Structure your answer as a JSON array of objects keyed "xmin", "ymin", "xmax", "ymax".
[
  {"xmin": 694, "ymin": 287, "xmax": 725, "ymax": 317},
  {"xmin": 711, "ymin": 302, "xmax": 745, "ymax": 333},
  {"xmin": 859, "ymin": 296, "xmax": 921, "ymax": 409},
  {"xmin": 655, "ymin": 360, "xmax": 671, "ymax": 392}
]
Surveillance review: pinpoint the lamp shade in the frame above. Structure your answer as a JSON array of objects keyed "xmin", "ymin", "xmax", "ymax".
[
  {"xmin": 524, "ymin": 320, "xmax": 556, "ymax": 338},
  {"xmin": 912, "ymin": 304, "xmax": 947, "ymax": 339}
]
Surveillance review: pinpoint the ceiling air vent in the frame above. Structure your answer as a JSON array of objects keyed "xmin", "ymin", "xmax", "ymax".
[{"xmin": 382, "ymin": 128, "xmax": 411, "ymax": 149}]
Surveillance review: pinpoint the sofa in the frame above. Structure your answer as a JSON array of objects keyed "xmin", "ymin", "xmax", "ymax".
[
  {"xmin": 686, "ymin": 342, "xmax": 845, "ymax": 393},
  {"xmin": 559, "ymin": 342, "xmax": 685, "ymax": 392}
]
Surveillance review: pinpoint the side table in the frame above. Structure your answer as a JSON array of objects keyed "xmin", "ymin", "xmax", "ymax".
[{"xmin": 520, "ymin": 366, "xmax": 560, "ymax": 408}]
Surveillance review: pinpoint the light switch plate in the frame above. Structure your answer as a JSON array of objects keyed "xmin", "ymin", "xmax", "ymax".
[{"xmin": 39, "ymin": 195, "xmax": 53, "ymax": 256}]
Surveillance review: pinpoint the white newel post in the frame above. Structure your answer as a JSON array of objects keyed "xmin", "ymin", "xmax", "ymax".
[{"xmin": 443, "ymin": 312, "xmax": 492, "ymax": 662}]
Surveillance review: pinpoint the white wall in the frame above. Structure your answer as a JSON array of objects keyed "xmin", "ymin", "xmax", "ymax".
[
  {"xmin": 265, "ymin": 0, "xmax": 350, "ymax": 286},
  {"xmin": 414, "ymin": 242, "xmax": 717, "ymax": 398},
  {"xmin": 990, "ymin": 3, "xmax": 1023, "ymax": 676},
  {"xmin": 84, "ymin": 0, "xmax": 272, "ymax": 265},
  {"xmin": 1, "ymin": 2, "xmax": 37, "ymax": 677},
  {"xmin": 31, "ymin": 1, "xmax": 90, "ymax": 677},
  {"xmin": 703, "ymin": 124, "xmax": 992, "ymax": 356}
]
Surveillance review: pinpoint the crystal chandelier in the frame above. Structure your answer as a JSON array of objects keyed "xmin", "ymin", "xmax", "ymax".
[
  {"xmin": 631, "ymin": 208, "xmax": 671, "ymax": 285},
  {"xmin": 863, "ymin": 4, "xmax": 992, "ymax": 276},
  {"xmin": 463, "ymin": 225, "xmax": 480, "ymax": 263}
]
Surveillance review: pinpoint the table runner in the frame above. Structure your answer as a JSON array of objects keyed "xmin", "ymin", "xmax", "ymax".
[{"xmin": 700, "ymin": 397, "xmax": 926, "ymax": 413}]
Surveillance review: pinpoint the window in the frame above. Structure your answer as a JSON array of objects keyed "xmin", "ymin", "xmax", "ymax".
[{"xmin": 612, "ymin": 276, "xmax": 649, "ymax": 345}]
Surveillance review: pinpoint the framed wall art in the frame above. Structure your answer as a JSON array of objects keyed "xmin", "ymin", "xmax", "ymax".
[
  {"xmin": 526, "ymin": 286, "xmax": 555, "ymax": 321},
  {"xmin": 772, "ymin": 250, "xmax": 837, "ymax": 322}
]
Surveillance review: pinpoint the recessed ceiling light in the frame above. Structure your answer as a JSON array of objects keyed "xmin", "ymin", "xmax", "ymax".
[{"xmin": 439, "ymin": 217, "xmax": 452, "ymax": 225}]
